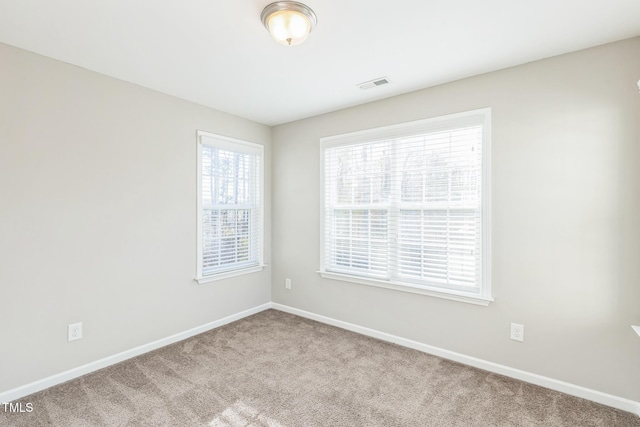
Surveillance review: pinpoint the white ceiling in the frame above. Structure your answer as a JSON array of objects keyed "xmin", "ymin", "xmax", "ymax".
[{"xmin": 1, "ymin": 1, "xmax": 639, "ymax": 126}]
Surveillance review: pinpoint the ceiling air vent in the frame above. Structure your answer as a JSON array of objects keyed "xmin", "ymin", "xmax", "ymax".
[{"xmin": 358, "ymin": 77, "xmax": 391, "ymax": 90}]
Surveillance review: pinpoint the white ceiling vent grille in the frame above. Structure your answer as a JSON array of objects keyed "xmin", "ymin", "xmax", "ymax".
[{"xmin": 358, "ymin": 77, "xmax": 391, "ymax": 90}]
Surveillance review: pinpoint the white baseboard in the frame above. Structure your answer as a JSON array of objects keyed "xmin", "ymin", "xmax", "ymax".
[
  {"xmin": 3, "ymin": 301, "xmax": 638, "ymax": 417},
  {"xmin": 272, "ymin": 303, "xmax": 640, "ymax": 416},
  {"xmin": 0, "ymin": 303, "xmax": 272, "ymax": 403}
]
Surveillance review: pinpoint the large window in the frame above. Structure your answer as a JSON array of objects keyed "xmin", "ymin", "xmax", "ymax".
[
  {"xmin": 196, "ymin": 131, "xmax": 264, "ymax": 283},
  {"xmin": 320, "ymin": 109, "xmax": 492, "ymax": 305}
]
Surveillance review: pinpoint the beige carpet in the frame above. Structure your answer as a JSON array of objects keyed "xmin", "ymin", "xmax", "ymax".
[{"xmin": 1, "ymin": 309, "xmax": 638, "ymax": 426}]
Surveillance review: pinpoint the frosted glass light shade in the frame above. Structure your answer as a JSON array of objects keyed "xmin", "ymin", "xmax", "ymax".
[
  {"xmin": 261, "ymin": 2, "xmax": 317, "ymax": 46},
  {"xmin": 266, "ymin": 10, "xmax": 311, "ymax": 46}
]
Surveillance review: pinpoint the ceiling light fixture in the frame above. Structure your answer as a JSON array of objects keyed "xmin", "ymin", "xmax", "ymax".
[{"xmin": 261, "ymin": 1, "xmax": 317, "ymax": 46}]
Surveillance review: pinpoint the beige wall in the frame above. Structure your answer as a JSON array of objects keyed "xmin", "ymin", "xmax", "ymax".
[
  {"xmin": 271, "ymin": 37, "xmax": 640, "ymax": 401},
  {"xmin": 0, "ymin": 43, "xmax": 272, "ymax": 393}
]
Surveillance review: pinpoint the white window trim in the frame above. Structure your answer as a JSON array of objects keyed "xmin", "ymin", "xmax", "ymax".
[
  {"xmin": 319, "ymin": 271, "xmax": 493, "ymax": 306},
  {"xmin": 195, "ymin": 130, "xmax": 265, "ymax": 284},
  {"xmin": 319, "ymin": 108, "xmax": 492, "ymax": 305},
  {"xmin": 196, "ymin": 265, "xmax": 264, "ymax": 284}
]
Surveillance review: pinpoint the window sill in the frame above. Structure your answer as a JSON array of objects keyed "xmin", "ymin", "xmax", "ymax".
[
  {"xmin": 196, "ymin": 265, "xmax": 265, "ymax": 284},
  {"xmin": 318, "ymin": 271, "xmax": 493, "ymax": 306}
]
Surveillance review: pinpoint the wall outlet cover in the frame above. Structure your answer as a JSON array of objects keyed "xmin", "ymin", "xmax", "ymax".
[
  {"xmin": 68, "ymin": 322, "xmax": 83, "ymax": 342},
  {"xmin": 510, "ymin": 323, "xmax": 524, "ymax": 342}
]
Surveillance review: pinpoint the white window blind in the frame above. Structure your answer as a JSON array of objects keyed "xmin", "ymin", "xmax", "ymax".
[
  {"xmin": 320, "ymin": 109, "xmax": 491, "ymax": 302},
  {"xmin": 197, "ymin": 131, "xmax": 263, "ymax": 282}
]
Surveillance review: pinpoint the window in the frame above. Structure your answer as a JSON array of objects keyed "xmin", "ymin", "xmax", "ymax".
[
  {"xmin": 320, "ymin": 109, "xmax": 492, "ymax": 305},
  {"xmin": 196, "ymin": 131, "xmax": 264, "ymax": 283}
]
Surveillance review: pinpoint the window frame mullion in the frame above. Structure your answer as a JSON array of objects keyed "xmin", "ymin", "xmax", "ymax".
[{"xmin": 388, "ymin": 138, "xmax": 400, "ymax": 282}]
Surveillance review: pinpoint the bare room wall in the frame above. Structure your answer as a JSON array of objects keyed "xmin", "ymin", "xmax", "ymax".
[
  {"xmin": 0, "ymin": 42, "xmax": 272, "ymax": 393},
  {"xmin": 271, "ymin": 37, "xmax": 640, "ymax": 401}
]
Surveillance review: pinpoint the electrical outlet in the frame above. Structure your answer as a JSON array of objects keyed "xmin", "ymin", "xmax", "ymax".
[
  {"xmin": 285, "ymin": 278, "xmax": 292, "ymax": 290},
  {"xmin": 68, "ymin": 322, "xmax": 83, "ymax": 342},
  {"xmin": 510, "ymin": 323, "xmax": 524, "ymax": 342}
]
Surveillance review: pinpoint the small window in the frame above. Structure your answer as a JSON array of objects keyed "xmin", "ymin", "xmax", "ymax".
[
  {"xmin": 320, "ymin": 109, "xmax": 492, "ymax": 305},
  {"xmin": 196, "ymin": 131, "xmax": 264, "ymax": 283}
]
